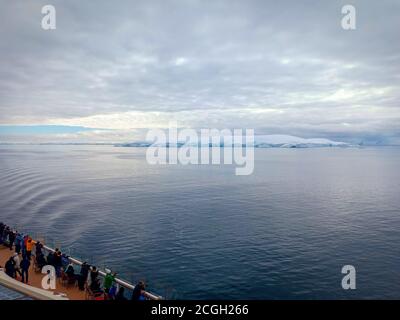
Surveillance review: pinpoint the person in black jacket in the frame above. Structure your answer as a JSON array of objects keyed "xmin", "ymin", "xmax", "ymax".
[
  {"xmin": 66, "ymin": 264, "xmax": 75, "ymax": 278},
  {"xmin": 90, "ymin": 266, "xmax": 99, "ymax": 283},
  {"xmin": 3, "ymin": 226, "xmax": 11, "ymax": 246},
  {"xmin": 36, "ymin": 253, "xmax": 47, "ymax": 269},
  {"xmin": 35, "ymin": 241, "xmax": 43, "ymax": 256},
  {"xmin": 46, "ymin": 251, "xmax": 54, "ymax": 266},
  {"xmin": 115, "ymin": 287, "xmax": 127, "ymax": 300},
  {"xmin": 78, "ymin": 262, "xmax": 90, "ymax": 291},
  {"xmin": 90, "ymin": 277, "xmax": 102, "ymax": 295},
  {"xmin": 20, "ymin": 255, "xmax": 30, "ymax": 284},
  {"xmin": 8, "ymin": 229, "xmax": 15, "ymax": 250},
  {"xmin": 0, "ymin": 222, "xmax": 5, "ymax": 243},
  {"xmin": 131, "ymin": 281, "xmax": 146, "ymax": 300},
  {"xmin": 5, "ymin": 257, "xmax": 16, "ymax": 278},
  {"xmin": 53, "ymin": 249, "xmax": 62, "ymax": 277}
]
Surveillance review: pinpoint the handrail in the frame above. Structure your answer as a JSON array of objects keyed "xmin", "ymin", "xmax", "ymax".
[{"xmin": 41, "ymin": 244, "xmax": 162, "ymax": 300}]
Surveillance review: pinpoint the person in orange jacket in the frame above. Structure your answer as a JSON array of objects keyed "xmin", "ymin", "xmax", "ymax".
[{"xmin": 25, "ymin": 237, "xmax": 35, "ymax": 260}]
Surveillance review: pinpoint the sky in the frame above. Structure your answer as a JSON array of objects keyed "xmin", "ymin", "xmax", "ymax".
[{"xmin": 0, "ymin": 0, "xmax": 399, "ymax": 144}]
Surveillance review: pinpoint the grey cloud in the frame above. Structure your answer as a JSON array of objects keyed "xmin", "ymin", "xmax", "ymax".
[{"xmin": 0, "ymin": 0, "xmax": 399, "ymax": 143}]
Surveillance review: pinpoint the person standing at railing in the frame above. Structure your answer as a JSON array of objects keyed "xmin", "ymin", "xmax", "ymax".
[
  {"xmin": 35, "ymin": 241, "xmax": 43, "ymax": 256},
  {"xmin": 53, "ymin": 249, "xmax": 62, "ymax": 277},
  {"xmin": 89, "ymin": 271, "xmax": 103, "ymax": 297},
  {"xmin": 131, "ymin": 281, "xmax": 146, "ymax": 300},
  {"xmin": 25, "ymin": 237, "xmax": 34, "ymax": 260},
  {"xmin": 115, "ymin": 287, "xmax": 127, "ymax": 300},
  {"xmin": 0, "ymin": 222, "xmax": 5, "ymax": 243},
  {"xmin": 103, "ymin": 269, "xmax": 116, "ymax": 294},
  {"xmin": 2, "ymin": 225, "xmax": 10, "ymax": 245},
  {"xmin": 46, "ymin": 250, "xmax": 54, "ymax": 266},
  {"xmin": 61, "ymin": 254, "xmax": 70, "ymax": 269},
  {"xmin": 65, "ymin": 263, "xmax": 76, "ymax": 283},
  {"xmin": 36, "ymin": 253, "xmax": 47, "ymax": 269},
  {"xmin": 15, "ymin": 232, "xmax": 23, "ymax": 254},
  {"xmin": 90, "ymin": 266, "xmax": 99, "ymax": 284},
  {"xmin": 22, "ymin": 234, "xmax": 28, "ymax": 256},
  {"xmin": 78, "ymin": 262, "xmax": 90, "ymax": 291},
  {"xmin": 20, "ymin": 255, "xmax": 30, "ymax": 284},
  {"xmin": 8, "ymin": 229, "xmax": 16, "ymax": 250}
]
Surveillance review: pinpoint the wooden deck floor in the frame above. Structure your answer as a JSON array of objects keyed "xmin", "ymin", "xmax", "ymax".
[{"xmin": 0, "ymin": 245, "xmax": 86, "ymax": 300}]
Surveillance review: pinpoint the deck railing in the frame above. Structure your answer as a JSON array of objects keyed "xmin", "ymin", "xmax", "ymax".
[
  {"xmin": 41, "ymin": 244, "xmax": 163, "ymax": 300},
  {"xmin": 1, "ymin": 231, "xmax": 162, "ymax": 300}
]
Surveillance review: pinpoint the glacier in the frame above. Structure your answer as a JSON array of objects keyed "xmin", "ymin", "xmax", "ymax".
[
  {"xmin": 252, "ymin": 135, "xmax": 349, "ymax": 148},
  {"xmin": 116, "ymin": 134, "xmax": 350, "ymax": 148}
]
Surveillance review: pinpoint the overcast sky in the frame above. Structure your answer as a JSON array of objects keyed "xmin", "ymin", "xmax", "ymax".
[{"xmin": 0, "ymin": 0, "xmax": 399, "ymax": 144}]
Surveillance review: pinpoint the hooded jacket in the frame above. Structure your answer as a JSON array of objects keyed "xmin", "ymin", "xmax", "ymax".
[
  {"xmin": 26, "ymin": 239, "xmax": 34, "ymax": 251},
  {"xmin": 13, "ymin": 254, "xmax": 20, "ymax": 269}
]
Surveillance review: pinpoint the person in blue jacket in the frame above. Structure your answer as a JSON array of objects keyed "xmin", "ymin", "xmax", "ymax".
[{"xmin": 15, "ymin": 232, "xmax": 23, "ymax": 254}]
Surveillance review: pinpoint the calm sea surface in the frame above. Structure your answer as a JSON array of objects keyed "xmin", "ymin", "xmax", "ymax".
[{"xmin": 0, "ymin": 145, "xmax": 399, "ymax": 299}]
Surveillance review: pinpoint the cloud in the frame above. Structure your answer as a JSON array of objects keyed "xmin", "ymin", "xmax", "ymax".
[
  {"xmin": 173, "ymin": 57, "xmax": 189, "ymax": 66},
  {"xmin": 0, "ymin": 0, "xmax": 399, "ymax": 143}
]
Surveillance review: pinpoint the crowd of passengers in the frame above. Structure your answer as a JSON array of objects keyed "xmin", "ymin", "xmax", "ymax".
[{"xmin": 0, "ymin": 222, "xmax": 147, "ymax": 300}]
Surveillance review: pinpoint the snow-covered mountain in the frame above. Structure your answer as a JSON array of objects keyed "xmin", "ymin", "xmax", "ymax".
[
  {"xmin": 253, "ymin": 135, "xmax": 349, "ymax": 148},
  {"xmin": 116, "ymin": 134, "xmax": 349, "ymax": 148}
]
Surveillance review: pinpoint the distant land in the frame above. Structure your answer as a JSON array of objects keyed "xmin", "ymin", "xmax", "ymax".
[
  {"xmin": 116, "ymin": 135, "xmax": 351, "ymax": 148},
  {"xmin": 1, "ymin": 134, "xmax": 399, "ymax": 147}
]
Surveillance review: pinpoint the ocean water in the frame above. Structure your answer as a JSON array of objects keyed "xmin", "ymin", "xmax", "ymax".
[{"xmin": 0, "ymin": 145, "xmax": 399, "ymax": 299}]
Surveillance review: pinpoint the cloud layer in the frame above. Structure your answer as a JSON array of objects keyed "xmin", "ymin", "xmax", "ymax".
[{"xmin": 0, "ymin": 0, "xmax": 399, "ymax": 144}]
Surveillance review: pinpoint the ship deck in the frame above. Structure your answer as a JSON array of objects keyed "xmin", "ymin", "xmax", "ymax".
[{"xmin": 0, "ymin": 246, "xmax": 86, "ymax": 300}]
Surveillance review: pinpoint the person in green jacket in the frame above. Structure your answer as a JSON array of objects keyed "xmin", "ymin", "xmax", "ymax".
[{"xmin": 103, "ymin": 269, "xmax": 116, "ymax": 293}]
